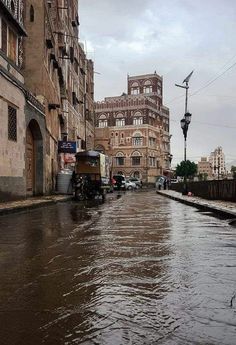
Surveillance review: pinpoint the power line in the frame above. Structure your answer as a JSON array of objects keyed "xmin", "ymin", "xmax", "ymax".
[
  {"xmin": 190, "ymin": 61, "xmax": 236, "ymax": 97},
  {"xmin": 170, "ymin": 118, "xmax": 236, "ymax": 129},
  {"xmin": 167, "ymin": 56, "xmax": 236, "ymax": 105}
]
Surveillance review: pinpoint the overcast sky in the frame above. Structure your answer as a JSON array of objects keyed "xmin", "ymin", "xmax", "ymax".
[{"xmin": 79, "ymin": 0, "xmax": 236, "ymax": 167}]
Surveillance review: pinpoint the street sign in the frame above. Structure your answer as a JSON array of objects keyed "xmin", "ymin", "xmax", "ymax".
[{"xmin": 58, "ymin": 141, "xmax": 77, "ymax": 153}]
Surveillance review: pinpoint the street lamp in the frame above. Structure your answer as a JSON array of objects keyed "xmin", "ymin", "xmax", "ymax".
[
  {"xmin": 176, "ymin": 71, "xmax": 194, "ymax": 194},
  {"xmin": 180, "ymin": 112, "xmax": 192, "ymax": 162}
]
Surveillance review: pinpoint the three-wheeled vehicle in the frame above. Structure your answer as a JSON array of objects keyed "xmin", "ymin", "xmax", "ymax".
[{"xmin": 74, "ymin": 150, "xmax": 111, "ymax": 201}]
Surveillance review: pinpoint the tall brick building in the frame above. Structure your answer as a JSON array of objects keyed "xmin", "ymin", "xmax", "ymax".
[
  {"xmin": 94, "ymin": 72, "xmax": 171, "ymax": 183},
  {"xmin": 23, "ymin": 0, "xmax": 94, "ymax": 192}
]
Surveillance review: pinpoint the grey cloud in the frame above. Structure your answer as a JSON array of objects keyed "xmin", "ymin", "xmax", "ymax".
[{"xmin": 80, "ymin": 0, "xmax": 236, "ymax": 165}]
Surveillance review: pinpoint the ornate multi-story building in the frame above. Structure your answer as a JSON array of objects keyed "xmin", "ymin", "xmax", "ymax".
[
  {"xmin": 94, "ymin": 72, "xmax": 171, "ymax": 183},
  {"xmin": 209, "ymin": 146, "xmax": 226, "ymax": 179}
]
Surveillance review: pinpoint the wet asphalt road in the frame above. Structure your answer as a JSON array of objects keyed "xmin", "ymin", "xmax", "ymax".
[{"xmin": 0, "ymin": 190, "xmax": 236, "ymax": 345}]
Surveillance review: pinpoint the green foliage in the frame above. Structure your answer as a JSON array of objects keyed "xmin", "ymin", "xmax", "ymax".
[
  {"xmin": 176, "ymin": 160, "xmax": 198, "ymax": 179},
  {"xmin": 231, "ymin": 166, "xmax": 236, "ymax": 179}
]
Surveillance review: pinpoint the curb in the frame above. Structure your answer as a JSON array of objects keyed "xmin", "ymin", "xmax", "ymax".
[
  {"xmin": 156, "ymin": 191, "xmax": 236, "ymax": 219},
  {"xmin": 0, "ymin": 196, "xmax": 74, "ymax": 216}
]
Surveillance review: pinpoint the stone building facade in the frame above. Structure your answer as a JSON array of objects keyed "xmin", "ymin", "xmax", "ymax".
[
  {"xmin": 23, "ymin": 0, "xmax": 94, "ymax": 190},
  {"xmin": 0, "ymin": 0, "xmax": 47, "ymax": 200},
  {"xmin": 94, "ymin": 72, "xmax": 171, "ymax": 183},
  {"xmin": 0, "ymin": 0, "xmax": 94, "ymax": 200}
]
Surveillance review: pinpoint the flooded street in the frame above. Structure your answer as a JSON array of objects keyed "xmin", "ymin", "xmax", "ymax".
[{"xmin": 0, "ymin": 190, "xmax": 236, "ymax": 345}]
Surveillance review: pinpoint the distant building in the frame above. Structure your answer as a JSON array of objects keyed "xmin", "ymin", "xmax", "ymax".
[
  {"xmin": 209, "ymin": 146, "xmax": 226, "ymax": 179},
  {"xmin": 197, "ymin": 157, "xmax": 213, "ymax": 179},
  {"xmin": 94, "ymin": 72, "xmax": 171, "ymax": 183}
]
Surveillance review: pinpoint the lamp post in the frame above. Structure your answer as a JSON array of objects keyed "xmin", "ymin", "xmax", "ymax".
[{"xmin": 176, "ymin": 71, "xmax": 194, "ymax": 195}]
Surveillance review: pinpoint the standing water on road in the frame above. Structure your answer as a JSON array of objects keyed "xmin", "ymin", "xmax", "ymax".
[{"xmin": 0, "ymin": 191, "xmax": 236, "ymax": 345}]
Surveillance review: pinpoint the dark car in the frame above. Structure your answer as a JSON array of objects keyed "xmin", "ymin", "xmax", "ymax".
[
  {"xmin": 113, "ymin": 175, "xmax": 126, "ymax": 190},
  {"xmin": 129, "ymin": 177, "xmax": 143, "ymax": 188}
]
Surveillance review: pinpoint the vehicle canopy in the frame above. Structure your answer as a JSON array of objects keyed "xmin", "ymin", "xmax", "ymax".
[{"xmin": 75, "ymin": 150, "xmax": 109, "ymax": 179}]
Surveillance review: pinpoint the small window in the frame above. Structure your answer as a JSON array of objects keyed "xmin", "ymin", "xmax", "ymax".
[
  {"xmin": 143, "ymin": 86, "xmax": 152, "ymax": 93},
  {"xmin": 149, "ymin": 137, "xmax": 156, "ymax": 146},
  {"xmin": 133, "ymin": 117, "xmax": 143, "ymax": 125},
  {"xmin": 8, "ymin": 105, "xmax": 17, "ymax": 141},
  {"xmin": 132, "ymin": 136, "xmax": 143, "ymax": 146},
  {"xmin": 30, "ymin": 5, "xmax": 35, "ymax": 22},
  {"xmin": 8, "ymin": 27, "xmax": 17, "ymax": 63},
  {"xmin": 132, "ymin": 157, "xmax": 140, "ymax": 165},
  {"xmin": 149, "ymin": 156, "xmax": 156, "ymax": 166},
  {"xmin": 10, "ymin": 0, "xmax": 15, "ymax": 14},
  {"xmin": 116, "ymin": 157, "xmax": 124, "ymax": 166},
  {"xmin": 116, "ymin": 118, "xmax": 125, "ymax": 127},
  {"xmin": 1, "ymin": 19, "xmax": 7, "ymax": 54},
  {"xmin": 98, "ymin": 119, "xmax": 107, "ymax": 128},
  {"xmin": 131, "ymin": 87, "xmax": 140, "ymax": 95}
]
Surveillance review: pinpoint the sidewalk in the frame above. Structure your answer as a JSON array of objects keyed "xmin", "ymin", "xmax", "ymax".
[
  {"xmin": 0, "ymin": 195, "xmax": 73, "ymax": 216},
  {"xmin": 156, "ymin": 190, "xmax": 236, "ymax": 218}
]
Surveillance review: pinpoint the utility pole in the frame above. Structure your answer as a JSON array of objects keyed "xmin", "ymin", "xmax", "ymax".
[{"xmin": 175, "ymin": 71, "xmax": 194, "ymax": 195}]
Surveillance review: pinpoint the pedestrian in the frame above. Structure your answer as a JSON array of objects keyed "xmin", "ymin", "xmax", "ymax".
[{"xmin": 163, "ymin": 179, "xmax": 167, "ymax": 190}]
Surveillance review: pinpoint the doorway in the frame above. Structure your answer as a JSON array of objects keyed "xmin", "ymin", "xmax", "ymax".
[
  {"xmin": 25, "ymin": 120, "xmax": 43, "ymax": 196},
  {"xmin": 26, "ymin": 127, "xmax": 35, "ymax": 195}
]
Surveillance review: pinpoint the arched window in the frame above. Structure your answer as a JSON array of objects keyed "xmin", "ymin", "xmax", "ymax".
[
  {"xmin": 133, "ymin": 117, "xmax": 143, "ymax": 125},
  {"xmin": 95, "ymin": 145, "xmax": 105, "ymax": 153},
  {"xmin": 133, "ymin": 171, "xmax": 140, "ymax": 178},
  {"xmin": 132, "ymin": 132, "xmax": 143, "ymax": 146},
  {"xmin": 130, "ymin": 81, "xmax": 140, "ymax": 95},
  {"xmin": 116, "ymin": 118, "xmax": 125, "ymax": 127},
  {"xmin": 143, "ymin": 80, "xmax": 153, "ymax": 94},
  {"xmin": 98, "ymin": 114, "xmax": 108, "ymax": 128},
  {"xmin": 131, "ymin": 151, "xmax": 141, "ymax": 166},
  {"xmin": 133, "ymin": 111, "xmax": 143, "ymax": 125},
  {"xmin": 115, "ymin": 152, "xmax": 125, "ymax": 166},
  {"xmin": 30, "ymin": 5, "xmax": 35, "ymax": 22}
]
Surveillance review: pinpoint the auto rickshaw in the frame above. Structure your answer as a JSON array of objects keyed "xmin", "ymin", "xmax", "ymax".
[{"xmin": 74, "ymin": 150, "xmax": 111, "ymax": 201}]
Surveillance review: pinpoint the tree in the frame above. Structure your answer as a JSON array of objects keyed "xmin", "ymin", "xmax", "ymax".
[
  {"xmin": 176, "ymin": 160, "xmax": 197, "ymax": 179},
  {"xmin": 231, "ymin": 166, "xmax": 236, "ymax": 179}
]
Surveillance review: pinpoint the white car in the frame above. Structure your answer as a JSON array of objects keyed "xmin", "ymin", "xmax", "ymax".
[{"xmin": 125, "ymin": 179, "xmax": 137, "ymax": 190}]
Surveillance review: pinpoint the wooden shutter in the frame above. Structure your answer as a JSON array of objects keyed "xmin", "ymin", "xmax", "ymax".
[
  {"xmin": 1, "ymin": 19, "xmax": 7, "ymax": 54},
  {"xmin": 8, "ymin": 28, "xmax": 17, "ymax": 63}
]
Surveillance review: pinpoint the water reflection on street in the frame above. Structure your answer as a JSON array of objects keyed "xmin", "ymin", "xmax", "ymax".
[{"xmin": 0, "ymin": 190, "xmax": 236, "ymax": 344}]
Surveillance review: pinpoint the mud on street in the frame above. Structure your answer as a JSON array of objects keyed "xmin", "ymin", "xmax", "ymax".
[{"xmin": 0, "ymin": 190, "xmax": 236, "ymax": 345}]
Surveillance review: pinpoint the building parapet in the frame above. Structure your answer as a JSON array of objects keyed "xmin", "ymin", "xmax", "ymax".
[
  {"xmin": 95, "ymin": 97, "xmax": 159, "ymax": 111},
  {"xmin": 128, "ymin": 72, "xmax": 162, "ymax": 81}
]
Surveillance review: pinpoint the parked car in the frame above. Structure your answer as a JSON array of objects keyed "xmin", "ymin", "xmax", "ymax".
[
  {"xmin": 155, "ymin": 176, "xmax": 168, "ymax": 190},
  {"xmin": 125, "ymin": 179, "xmax": 137, "ymax": 190},
  {"xmin": 129, "ymin": 177, "xmax": 143, "ymax": 188},
  {"xmin": 113, "ymin": 174, "xmax": 126, "ymax": 190}
]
